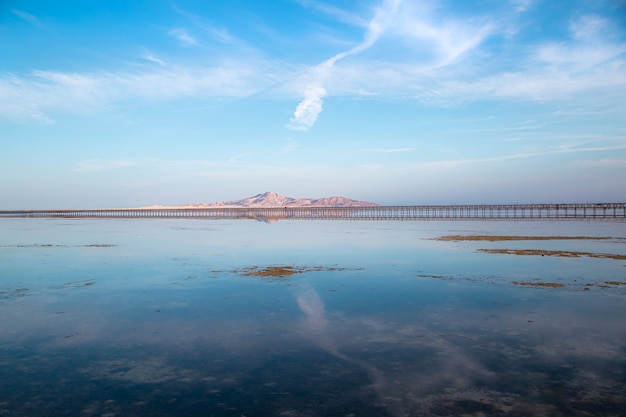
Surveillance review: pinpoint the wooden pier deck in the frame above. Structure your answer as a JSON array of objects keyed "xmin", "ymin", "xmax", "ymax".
[{"xmin": 1, "ymin": 203, "xmax": 625, "ymax": 221}]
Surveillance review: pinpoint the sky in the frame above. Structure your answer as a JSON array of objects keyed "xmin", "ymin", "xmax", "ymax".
[{"xmin": 1, "ymin": 0, "xmax": 625, "ymax": 208}]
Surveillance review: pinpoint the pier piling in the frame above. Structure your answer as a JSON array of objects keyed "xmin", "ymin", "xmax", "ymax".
[{"xmin": 1, "ymin": 203, "xmax": 625, "ymax": 221}]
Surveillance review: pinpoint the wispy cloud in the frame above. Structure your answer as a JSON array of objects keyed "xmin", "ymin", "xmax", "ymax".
[
  {"xmin": 570, "ymin": 15, "xmax": 609, "ymax": 41},
  {"xmin": 72, "ymin": 158, "xmax": 233, "ymax": 174},
  {"xmin": 227, "ymin": 153, "xmax": 250, "ymax": 164},
  {"xmin": 168, "ymin": 28, "xmax": 198, "ymax": 46},
  {"xmin": 72, "ymin": 159, "xmax": 151, "ymax": 173},
  {"xmin": 572, "ymin": 158, "xmax": 626, "ymax": 169},
  {"xmin": 365, "ymin": 148, "xmax": 416, "ymax": 153},
  {"xmin": 0, "ymin": 61, "xmax": 284, "ymax": 123},
  {"xmin": 281, "ymin": 139, "xmax": 300, "ymax": 154},
  {"xmin": 2, "ymin": 1, "xmax": 624, "ymax": 129},
  {"xmin": 286, "ymin": 0, "xmax": 495, "ymax": 130},
  {"xmin": 298, "ymin": 0, "xmax": 368, "ymax": 26},
  {"xmin": 390, "ymin": 2, "xmax": 494, "ymax": 68},
  {"xmin": 0, "ymin": 74, "xmax": 55, "ymax": 124},
  {"xmin": 11, "ymin": 9, "xmax": 44, "ymax": 28},
  {"xmin": 171, "ymin": 4, "xmax": 241, "ymax": 46},
  {"xmin": 142, "ymin": 52, "xmax": 166, "ymax": 66},
  {"xmin": 428, "ymin": 144, "xmax": 626, "ymax": 167},
  {"xmin": 512, "ymin": 0, "xmax": 533, "ymax": 13},
  {"xmin": 284, "ymin": 0, "xmax": 624, "ymax": 123},
  {"xmin": 287, "ymin": 0, "xmax": 403, "ymax": 131}
]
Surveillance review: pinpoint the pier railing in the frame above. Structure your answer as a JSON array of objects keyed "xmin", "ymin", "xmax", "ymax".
[{"xmin": 1, "ymin": 203, "xmax": 625, "ymax": 221}]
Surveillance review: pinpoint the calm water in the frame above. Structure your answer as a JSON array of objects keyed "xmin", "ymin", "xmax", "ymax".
[{"xmin": 1, "ymin": 218, "xmax": 625, "ymax": 416}]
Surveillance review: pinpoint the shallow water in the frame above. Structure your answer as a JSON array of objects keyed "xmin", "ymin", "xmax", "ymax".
[{"xmin": 1, "ymin": 218, "xmax": 625, "ymax": 416}]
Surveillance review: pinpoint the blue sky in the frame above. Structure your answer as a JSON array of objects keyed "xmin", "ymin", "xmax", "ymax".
[{"xmin": 1, "ymin": 0, "xmax": 625, "ymax": 208}]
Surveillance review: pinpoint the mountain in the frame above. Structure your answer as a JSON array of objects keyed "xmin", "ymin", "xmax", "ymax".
[{"xmin": 153, "ymin": 192, "xmax": 378, "ymax": 208}]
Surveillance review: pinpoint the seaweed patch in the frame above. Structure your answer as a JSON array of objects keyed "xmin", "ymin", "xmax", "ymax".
[
  {"xmin": 477, "ymin": 248, "xmax": 626, "ymax": 260},
  {"xmin": 60, "ymin": 279, "xmax": 96, "ymax": 289},
  {"xmin": 435, "ymin": 235, "xmax": 617, "ymax": 242},
  {"xmin": 231, "ymin": 265, "xmax": 349, "ymax": 278},
  {"xmin": 512, "ymin": 281, "xmax": 565, "ymax": 288}
]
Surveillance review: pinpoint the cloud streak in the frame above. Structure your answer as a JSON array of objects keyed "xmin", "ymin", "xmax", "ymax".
[
  {"xmin": 366, "ymin": 148, "xmax": 416, "ymax": 153},
  {"xmin": 0, "ymin": 60, "xmax": 284, "ymax": 123},
  {"xmin": 287, "ymin": 0, "xmax": 403, "ymax": 131},
  {"xmin": 1, "ymin": 1, "xmax": 624, "ymax": 128},
  {"xmin": 72, "ymin": 159, "xmax": 153, "ymax": 173},
  {"xmin": 143, "ymin": 52, "xmax": 166, "ymax": 67},
  {"xmin": 11, "ymin": 9, "xmax": 44, "ymax": 28},
  {"xmin": 168, "ymin": 28, "xmax": 198, "ymax": 46}
]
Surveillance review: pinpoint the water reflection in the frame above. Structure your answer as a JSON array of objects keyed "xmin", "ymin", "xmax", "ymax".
[
  {"xmin": 0, "ymin": 218, "xmax": 624, "ymax": 416},
  {"xmin": 297, "ymin": 284, "xmax": 411, "ymax": 416}
]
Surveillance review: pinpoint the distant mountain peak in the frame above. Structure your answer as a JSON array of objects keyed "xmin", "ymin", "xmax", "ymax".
[{"xmin": 164, "ymin": 192, "xmax": 378, "ymax": 208}]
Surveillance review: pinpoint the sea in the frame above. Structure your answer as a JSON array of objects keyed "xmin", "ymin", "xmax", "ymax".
[{"xmin": 1, "ymin": 217, "xmax": 625, "ymax": 416}]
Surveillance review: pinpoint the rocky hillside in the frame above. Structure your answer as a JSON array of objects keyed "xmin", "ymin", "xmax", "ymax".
[{"xmin": 180, "ymin": 191, "xmax": 378, "ymax": 208}]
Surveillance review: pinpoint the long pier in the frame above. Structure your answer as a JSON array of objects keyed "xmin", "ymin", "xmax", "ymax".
[{"xmin": 1, "ymin": 203, "xmax": 625, "ymax": 221}]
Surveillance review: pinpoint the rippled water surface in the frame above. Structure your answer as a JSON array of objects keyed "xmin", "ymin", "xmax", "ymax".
[{"xmin": 1, "ymin": 218, "xmax": 625, "ymax": 416}]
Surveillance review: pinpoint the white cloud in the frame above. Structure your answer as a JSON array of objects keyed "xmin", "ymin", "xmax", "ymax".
[
  {"xmin": 168, "ymin": 28, "xmax": 198, "ymax": 46},
  {"xmin": 282, "ymin": 1, "xmax": 624, "ymax": 115},
  {"xmin": 297, "ymin": 0, "xmax": 368, "ymax": 27},
  {"xmin": 288, "ymin": 0, "xmax": 403, "ymax": 131},
  {"xmin": 2, "ymin": 1, "xmax": 625, "ymax": 128},
  {"xmin": 171, "ymin": 4, "xmax": 242, "ymax": 46},
  {"xmin": 572, "ymin": 158, "xmax": 626, "ymax": 169},
  {"xmin": 11, "ymin": 9, "xmax": 44, "ymax": 28},
  {"xmin": 430, "ymin": 145, "xmax": 626, "ymax": 167},
  {"xmin": 281, "ymin": 138, "xmax": 300, "ymax": 154},
  {"xmin": 72, "ymin": 159, "xmax": 151, "ymax": 172},
  {"xmin": 143, "ymin": 53, "xmax": 166, "ymax": 67},
  {"xmin": 287, "ymin": 0, "xmax": 495, "ymax": 130},
  {"xmin": 391, "ymin": 5, "xmax": 494, "ymax": 68},
  {"xmin": 0, "ymin": 74, "xmax": 55, "ymax": 124},
  {"xmin": 287, "ymin": 83, "xmax": 327, "ymax": 131},
  {"xmin": 570, "ymin": 15, "xmax": 609, "ymax": 41},
  {"xmin": 366, "ymin": 148, "xmax": 416, "ymax": 153},
  {"xmin": 535, "ymin": 42, "xmax": 626, "ymax": 73},
  {"xmin": 512, "ymin": 0, "xmax": 533, "ymax": 13},
  {"xmin": 227, "ymin": 153, "xmax": 250, "ymax": 164},
  {"xmin": 0, "ymin": 61, "xmax": 284, "ymax": 123},
  {"xmin": 72, "ymin": 158, "xmax": 233, "ymax": 174}
]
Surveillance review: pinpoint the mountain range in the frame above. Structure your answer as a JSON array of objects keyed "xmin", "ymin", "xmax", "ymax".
[{"xmin": 146, "ymin": 192, "xmax": 378, "ymax": 208}]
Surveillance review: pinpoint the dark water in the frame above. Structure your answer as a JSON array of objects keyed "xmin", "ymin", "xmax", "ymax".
[{"xmin": 1, "ymin": 219, "xmax": 625, "ymax": 416}]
